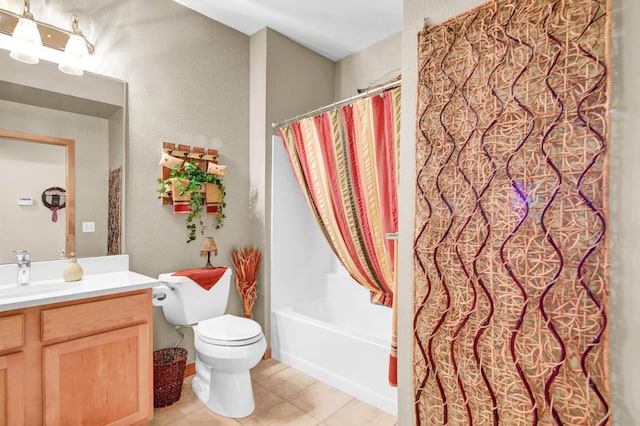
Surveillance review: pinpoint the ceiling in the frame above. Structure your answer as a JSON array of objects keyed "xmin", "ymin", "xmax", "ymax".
[{"xmin": 173, "ymin": 0, "xmax": 402, "ymax": 61}]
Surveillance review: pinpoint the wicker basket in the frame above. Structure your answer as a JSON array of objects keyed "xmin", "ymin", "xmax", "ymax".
[{"xmin": 153, "ymin": 347, "xmax": 188, "ymax": 408}]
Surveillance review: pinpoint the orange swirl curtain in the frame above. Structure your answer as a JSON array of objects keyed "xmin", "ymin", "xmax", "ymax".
[{"xmin": 276, "ymin": 86, "xmax": 400, "ymax": 386}]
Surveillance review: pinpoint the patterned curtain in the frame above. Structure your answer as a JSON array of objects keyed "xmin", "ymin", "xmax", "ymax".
[
  {"xmin": 276, "ymin": 86, "xmax": 401, "ymax": 385},
  {"xmin": 413, "ymin": 0, "xmax": 610, "ymax": 424}
]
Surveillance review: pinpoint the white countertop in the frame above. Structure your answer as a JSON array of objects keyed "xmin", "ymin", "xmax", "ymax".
[{"xmin": 0, "ymin": 255, "xmax": 158, "ymax": 312}]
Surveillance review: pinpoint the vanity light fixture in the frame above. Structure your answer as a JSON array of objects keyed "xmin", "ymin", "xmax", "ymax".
[{"xmin": 0, "ymin": 0, "xmax": 94, "ymax": 75}]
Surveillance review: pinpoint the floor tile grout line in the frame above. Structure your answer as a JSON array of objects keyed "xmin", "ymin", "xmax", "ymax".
[
  {"xmin": 249, "ymin": 360, "xmax": 290, "ymax": 382},
  {"xmin": 281, "ymin": 381, "xmax": 319, "ymax": 401}
]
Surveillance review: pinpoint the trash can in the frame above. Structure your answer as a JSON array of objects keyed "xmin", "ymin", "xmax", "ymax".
[{"xmin": 153, "ymin": 347, "xmax": 188, "ymax": 408}]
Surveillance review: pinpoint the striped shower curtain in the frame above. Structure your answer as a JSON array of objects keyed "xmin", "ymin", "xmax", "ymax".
[{"xmin": 276, "ymin": 86, "xmax": 400, "ymax": 386}]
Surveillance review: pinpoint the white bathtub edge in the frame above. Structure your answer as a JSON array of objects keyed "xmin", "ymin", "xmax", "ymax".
[{"xmin": 272, "ymin": 347, "xmax": 398, "ymax": 417}]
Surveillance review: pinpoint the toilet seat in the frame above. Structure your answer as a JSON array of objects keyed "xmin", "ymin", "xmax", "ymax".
[{"xmin": 196, "ymin": 314, "xmax": 263, "ymax": 347}]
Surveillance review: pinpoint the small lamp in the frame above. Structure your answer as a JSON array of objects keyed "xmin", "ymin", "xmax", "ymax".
[{"xmin": 200, "ymin": 237, "xmax": 218, "ymax": 269}]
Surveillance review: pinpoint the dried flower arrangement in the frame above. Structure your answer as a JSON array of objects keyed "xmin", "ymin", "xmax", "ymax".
[{"xmin": 231, "ymin": 247, "xmax": 261, "ymax": 319}]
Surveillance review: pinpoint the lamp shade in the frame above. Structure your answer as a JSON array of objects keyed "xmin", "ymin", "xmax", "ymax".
[
  {"xmin": 10, "ymin": 15, "xmax": 42, "ymax": 64},
  {"xmin": 200, "ymin": 237, "xmax": 218, "ymax": 257},
  {"xmin": 58, "ymin": 16, "xmax": 89, "ymax": 76},
  {"xmin": 58, "ymin": 33, "xmax": 89, "ymax": 75},
  {"xmin": 200, "ymin": 237, "xmax": 218, "ymax": 269}
]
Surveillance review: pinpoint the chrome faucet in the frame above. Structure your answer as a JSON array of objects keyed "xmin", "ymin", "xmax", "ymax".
[{"xmin": 14, "ymin": 250, "xmax": 31, "ymax": 286}]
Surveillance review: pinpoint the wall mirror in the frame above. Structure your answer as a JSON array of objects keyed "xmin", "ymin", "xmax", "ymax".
[{"xmin": 0, "ymin": 55, "xmax": 126, "ymax": 264}]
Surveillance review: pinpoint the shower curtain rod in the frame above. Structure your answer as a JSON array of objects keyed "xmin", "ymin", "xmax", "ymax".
[{"xmin": 271, "ymin": 79, "xmax": 402, "ymax": 129}]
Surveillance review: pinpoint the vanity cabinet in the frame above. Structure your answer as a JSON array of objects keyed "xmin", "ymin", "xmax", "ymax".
[
  {"xmin": 0, "ymin": 290, "xmax": 152, "ymax": 426},
  {"xmin": 0, "ymin": 315, "xmax": 25, "ymax": 425}
]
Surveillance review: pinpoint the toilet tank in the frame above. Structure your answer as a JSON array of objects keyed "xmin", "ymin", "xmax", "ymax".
[{"xmin": 157, "ymin": 267, "xmax": 232, "ymax": 325}]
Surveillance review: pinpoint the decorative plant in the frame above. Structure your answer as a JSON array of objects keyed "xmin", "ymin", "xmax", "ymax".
[
  {"xmin": 157, "ymin": 160, "xmax": 226, "ymax": 243},
  {"xmin": 231, "ymin": 247, "xmax": 261, "ymax": 318}
]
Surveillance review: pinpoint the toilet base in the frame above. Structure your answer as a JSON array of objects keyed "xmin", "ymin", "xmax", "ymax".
[{"xmin": 192, "ymin": 354, "xmax": 256, "ymax": 418}]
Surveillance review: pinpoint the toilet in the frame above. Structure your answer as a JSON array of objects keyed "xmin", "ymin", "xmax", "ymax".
[{"xmin": 155, "ymin": 267, "xmax": 266, "ymax": 418}]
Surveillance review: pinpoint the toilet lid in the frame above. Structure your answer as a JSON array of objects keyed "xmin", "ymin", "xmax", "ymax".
[{"xmin": 197, "ymin": 314, "xmax": 263, "ymax": 346}]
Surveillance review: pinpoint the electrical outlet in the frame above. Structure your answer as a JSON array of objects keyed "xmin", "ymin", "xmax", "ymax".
[{"xmin": 82, "ymin": 222, "xmax": 95, "ymax": 232}]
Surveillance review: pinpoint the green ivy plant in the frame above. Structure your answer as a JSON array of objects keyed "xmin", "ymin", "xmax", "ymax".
[{"xmin": 157, "ymin": 161, "xmax": 226, "ymax": 243}]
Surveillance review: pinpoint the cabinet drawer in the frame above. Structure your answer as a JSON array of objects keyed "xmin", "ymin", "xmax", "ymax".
[
  {"xmin": 41, "ymin": 292, "xmax": 149, "ymax": 343},
  {"xmin": 0, "ymin": 314, "xmax": 24, "ymax": 352}
]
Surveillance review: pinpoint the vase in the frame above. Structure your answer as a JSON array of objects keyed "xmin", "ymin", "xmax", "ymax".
[{"xmin": 63, "ymin": 256, "xmax": 83, "ymax": 282}]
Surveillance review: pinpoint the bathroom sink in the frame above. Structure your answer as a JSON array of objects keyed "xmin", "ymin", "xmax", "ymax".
[{"xmin": 0, "ymin": 280, "xmax": 81, "ymax": 299}]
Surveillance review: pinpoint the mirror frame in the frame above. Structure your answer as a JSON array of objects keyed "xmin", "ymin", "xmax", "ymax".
[{"xmin": 0, "ymin": 129, "xmax": 75, "ymax": 257}]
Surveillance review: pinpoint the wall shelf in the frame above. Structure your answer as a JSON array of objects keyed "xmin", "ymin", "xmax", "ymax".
[{"xmin": 160, "ymin": 141, "xmax": 219, "ymax": 206}]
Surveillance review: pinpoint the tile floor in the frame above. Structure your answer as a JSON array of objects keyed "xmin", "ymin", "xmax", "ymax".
[{"xmin": 151, "ymin": 358, "xmax": 398, "ymax": 425}]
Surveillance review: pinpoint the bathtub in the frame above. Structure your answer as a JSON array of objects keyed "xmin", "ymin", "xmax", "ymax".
[{"xmin": 271, "ymin": 295, "xmax": 398, "ymax": 416}]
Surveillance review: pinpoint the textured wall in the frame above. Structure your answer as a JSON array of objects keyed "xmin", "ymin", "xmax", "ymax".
[
  {"xmin": 34, "ymin": 0, "xmax": 254, "ymax": 360},
  {"xmin": 250, "ymin": 28, "xmax": 335, "ymax": 344},
  {"xmin": 107, "ymin": 2, "xmax": 250, "ymax": 359},
  {"xmin": 334, "ymin": 33, "xmax": 401, "ymax": 100}
]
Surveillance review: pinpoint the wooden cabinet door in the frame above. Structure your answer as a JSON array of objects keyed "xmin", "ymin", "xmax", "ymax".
[
  {"xmin": 43, "ymin": 324, "xmax": 152, "ymax": 426},
  {"xmin": 0, "ymin": 352, "xmax": 25, "ymax": 426}
]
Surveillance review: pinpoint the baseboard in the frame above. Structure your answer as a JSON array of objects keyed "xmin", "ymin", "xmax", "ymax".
[
  {"xmin": 185, "ymin": 362, "xmax": 195, "ymax": 377},
  {"xmin": 184, "ymin": 346, "xmax": 271, "ymax": 378},
  {"xmin": 263, "ymin": 347, "xmax": 272, "ymax": 360}
]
